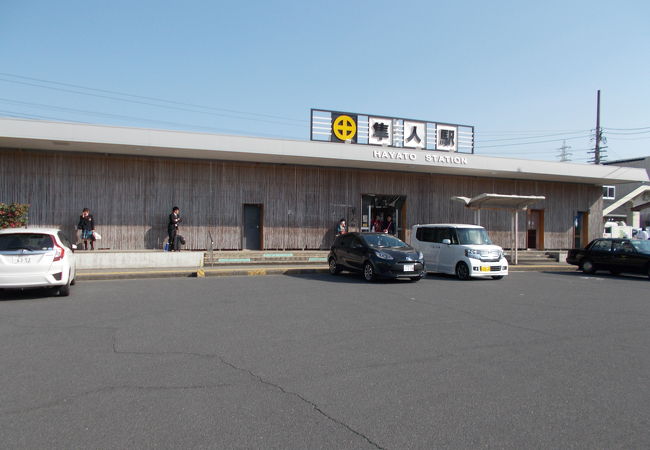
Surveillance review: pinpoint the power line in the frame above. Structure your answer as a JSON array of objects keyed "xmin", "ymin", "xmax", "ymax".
[
  {"xmin": 475, "ymin": 129, "xmax": 591, "ymax": 143},
  {"xmin": 475, "ymin": 133, "xmax": 593, "ymax": 149},
  {"xmin": 0, "ymin": 72, "xmax": 308, "ymax": 127},
  {"xmin": 0, "ymin": 99, "xmax": 305, "ymax": 140}
]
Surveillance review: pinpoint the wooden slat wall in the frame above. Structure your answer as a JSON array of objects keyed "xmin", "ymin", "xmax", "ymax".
[{"xmin": 0, "ymin": 148, "xmax": 602, "ymax": 250}]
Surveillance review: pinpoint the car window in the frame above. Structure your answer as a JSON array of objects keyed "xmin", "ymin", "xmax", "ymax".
[
  {"xmin": 57, "ymin": 231, "xmax": 72, "ymax": 248},
  {"xmin": 416, "ymin": 227, "xmax": 436, "ymax": 243},
  {"xmin": 456, "ymin": 228, "xmax": 493, "ymax": 245},
  {"xmin": 631, "ymin": 240, "xmax": 650, "ymax": 253},
  {"xmin": 0, "ymin": 233, "xmax": 53, "ymax": 251},
  {"xmin": 436, "ymin": 228, "xmax": 458, "ymax": 244},
  {"xmin": 591, "ymin": 240, "xmax": 612, "ymax": 252},
  {"xmin": 350, "ymin": 237, "xmax": 364, "ymax": 248},
  {"xmin": 337, "ymin": 234, "xmax": 353, "ymax": 249},
  {"xmin": 362, "ymin": 234, "xmax": 407, "ymax": 248},
  {"xmin": 613, "ymin": 241, "xmax": 635, "ymax": 254}
]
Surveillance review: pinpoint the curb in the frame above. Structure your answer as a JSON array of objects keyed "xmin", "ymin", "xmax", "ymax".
[
  {"xmin": 75, "ymin": 264, "xmax": 575, "ymax": 281},
  {"xmin": 75, "ymin": 266, "xmax": 330, "ymax": 281}
]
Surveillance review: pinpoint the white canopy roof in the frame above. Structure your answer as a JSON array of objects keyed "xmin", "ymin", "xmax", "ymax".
[{"xmin": 452, "ymin": 193, "xmax": 546, "ymax": 210}]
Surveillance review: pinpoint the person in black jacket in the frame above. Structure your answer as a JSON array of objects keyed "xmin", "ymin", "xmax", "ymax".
[
  {"xmin": 168, "ymin": 206, "xmax": 182, "ymax": 251},
  {"xmin": 77, "ymin": 208, "xmax": 95, "ymax": 250},
  {"xmin": 382, "ymin": 215, "xmax": 395, "ymax": 235}
]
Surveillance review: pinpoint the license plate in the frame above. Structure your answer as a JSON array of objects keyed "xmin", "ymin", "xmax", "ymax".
[
  {"xmin": 403, "ymin": 264, "xmax": 414, "ymax": 272},
  {"xmin": 14, "ymin": 256, "xmax": 32, "ymax": 264},
  {"xmin": 480, "ymin": 266, "xmax": 490, "ymax": 272}
]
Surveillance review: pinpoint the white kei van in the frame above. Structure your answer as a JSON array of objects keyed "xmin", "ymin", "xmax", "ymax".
[{"xmin": 410, "ymin": 224, "xmax": 508, "ymax": 280}]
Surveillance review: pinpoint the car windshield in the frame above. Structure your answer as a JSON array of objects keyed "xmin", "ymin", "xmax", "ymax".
[
  {"xmin": 0, "ymin": 233, "xmax": 53, "ymax": 251},
  {"xmin": 631, "ymin": 240, "xmax": 650, "ymax": 254},
  {"xmin": 362, "ymin": 234, "xmax": 408, "ymax": 248},
  {"xmin": 456, "ymin": 228, "xmax": 493, "ymax": 245}
]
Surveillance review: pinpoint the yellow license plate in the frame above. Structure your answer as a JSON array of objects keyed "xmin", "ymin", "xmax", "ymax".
[{"xmin": 480, "ymin": 266, "xmax": 490, "ymax": 272}]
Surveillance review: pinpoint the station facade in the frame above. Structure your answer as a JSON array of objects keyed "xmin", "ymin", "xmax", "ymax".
[{"xmin": 0, "ymin": 118, "xmax": 647, "ymax": 251}]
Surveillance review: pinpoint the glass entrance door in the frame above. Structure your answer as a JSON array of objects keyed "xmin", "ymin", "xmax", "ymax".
[{"xmin": 361, "ymin": 194, "xmax": 406, "ymax": 240}]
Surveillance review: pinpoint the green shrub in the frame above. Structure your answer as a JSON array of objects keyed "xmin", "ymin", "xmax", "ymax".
[{"xmin": 0, "ymin": 203, "xmax": 29, "ymax": 229}]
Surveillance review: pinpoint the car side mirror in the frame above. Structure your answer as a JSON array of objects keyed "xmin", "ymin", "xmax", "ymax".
[{"xmin": 442, "ymin": 239, "xmax": 451, "ymax": 245}]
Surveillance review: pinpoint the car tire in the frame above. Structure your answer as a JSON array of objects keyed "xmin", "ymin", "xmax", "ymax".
[
  {"xmin": 581, "ymin": 259, "xmax": 596, "ymax": 274},
  {"xmin": 58, "ymin": 283, "xmax": 71, "ymax": 297},
  {"xmin": 328, "ymin": 257, "xmax": 341, "ymax": 275},
  {"xmin": 455, "ymin": 262, "xmax": 471, "ymax": 281},
  {"xmin": 363, "ymin": 262, "xmax": 375, "ymax": 282},
  {"xmin": 491, "ymin": 275, "xmax": 504, "ymax": 280}
]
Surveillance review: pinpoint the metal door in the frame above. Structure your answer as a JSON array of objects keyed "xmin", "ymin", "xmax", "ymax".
[{"xmin": 243, "ymin": 204, "xmax": 262, "ymax": 250}]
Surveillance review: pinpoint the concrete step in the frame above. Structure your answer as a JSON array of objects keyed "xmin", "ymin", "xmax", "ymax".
[
  {"xmin": 205, "ymin": 250, "xmax": 329, "ymax": 265},
  {"xmin": 504, "ymin": 250, "xmax": 567, "ymax": 264}
]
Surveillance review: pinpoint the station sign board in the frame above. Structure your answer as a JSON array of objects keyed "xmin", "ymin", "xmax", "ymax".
[{"xmin": 310, "ymin": 109, "xmax": 474, "ymax": 153}]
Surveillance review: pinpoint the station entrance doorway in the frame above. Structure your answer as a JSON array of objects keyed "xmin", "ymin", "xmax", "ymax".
[{"xmin": 360, "ymin": 194, "xmax": 407, "ymax": 240}]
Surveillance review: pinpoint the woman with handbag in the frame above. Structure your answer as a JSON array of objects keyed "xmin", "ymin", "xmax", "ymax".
[{"xmin": 77, "ymin": 208, "xmax": 96, "ymax": 250}]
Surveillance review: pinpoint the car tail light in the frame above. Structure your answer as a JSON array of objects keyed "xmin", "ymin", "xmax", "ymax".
[{"xmin": 51, "ymin": 235, "xmax": 65, "ymax": 261}]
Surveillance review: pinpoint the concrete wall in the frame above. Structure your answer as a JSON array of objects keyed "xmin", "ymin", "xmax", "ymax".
[{"xmin": 75, "ymin": 251, "xmax": 204, "ymax": 270}]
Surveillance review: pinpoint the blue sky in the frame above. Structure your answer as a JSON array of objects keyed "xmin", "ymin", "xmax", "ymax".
[{"xmin": 1, "ymin": 0, "xmax": 649, "ymax": 162}]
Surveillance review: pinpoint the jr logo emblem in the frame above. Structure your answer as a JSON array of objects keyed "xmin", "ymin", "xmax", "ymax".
[{"xmin": 332, "ymin": 115, "xmax": 357, "ymax": 141}]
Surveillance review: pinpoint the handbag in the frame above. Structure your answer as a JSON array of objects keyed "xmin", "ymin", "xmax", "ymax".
[{"xmin": 92, "ymin": 231, "xmax": 102, "ymax": 240}]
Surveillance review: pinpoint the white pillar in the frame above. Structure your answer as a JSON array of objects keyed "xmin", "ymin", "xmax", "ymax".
[{"xmin": 514, "ymin": 209, "xmax": 519, "ymax": 265}]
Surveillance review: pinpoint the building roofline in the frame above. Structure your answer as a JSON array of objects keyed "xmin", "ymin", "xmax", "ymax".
[
  {"xmin": 0, "ymin": 117, "xmax": 648, "ymax": 185},
  {"xmin": 604, "ymin": 156, "xmax": 649, "ymax": 165}
]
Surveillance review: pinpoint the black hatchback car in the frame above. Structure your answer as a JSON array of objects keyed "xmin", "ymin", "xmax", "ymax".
[
  {"xmin": 566, "ymin": 238, "xmax": 650, "ymax": 279},
  {"xmin": 328, "ymin": 232, "xmax": 425, "ymax": 282}
]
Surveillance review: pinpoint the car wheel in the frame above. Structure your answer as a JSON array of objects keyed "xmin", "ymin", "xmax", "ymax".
[
  {"xmin": 58, "ymin": 283, "xmax": 71, "ymax": 297},
  {"xmin": 328, "ymin": 257, "xmax": 341, "ymax": 275},
  {"xmin": 455, "ymin": 262, "xmax": 471, "ymax": 281},
  {"xmin": 363, "ymin": 262, "xmax": 375, "ymax": 282},
  {"xmin": 491, "ymin": 275, "xmax": 504, "ymax": 280},
  {"xmin": 581, "ymin": 259, "xmax": 596, "ymax": 274}
]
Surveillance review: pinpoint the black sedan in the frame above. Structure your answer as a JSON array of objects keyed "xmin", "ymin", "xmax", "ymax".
[
  {"xmin": 328, "ymin": 232, "xmax": 425, "ymax": 282},
  {"xmin": 566, "ymin": 238, "xmax": 650, "ymax": 279}
]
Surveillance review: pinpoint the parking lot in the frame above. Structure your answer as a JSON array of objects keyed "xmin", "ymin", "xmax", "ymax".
[{"xmin": 1, "ymin": 271, "xmax": 649, "ymax": 448}]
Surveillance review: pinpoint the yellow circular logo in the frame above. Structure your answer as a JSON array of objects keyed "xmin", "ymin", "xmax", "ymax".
[{"xmin": 332, "ymin": 115, "xmax": 357, "ymax": 141}]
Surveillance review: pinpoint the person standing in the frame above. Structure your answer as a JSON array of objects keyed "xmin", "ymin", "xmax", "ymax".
[
  {"xmin": 337, "ymin": 218, "xmax": 347, "ymax": 236},
  {"xmin": 168, "ymin": 206, "xmax": 182, "ymax": 251},
  {"xmin": 371, "ymin": 215, "xmax": 383, "ymax": 232},
  {"xmin": 382, "ymin": 215, "xmax": 395, "ymax": 235},
  {"xmin": 77, "ymin": 208, "xmax": 95, "ymax": 250},
  {"xmin": 637, "ymin": 228, "xmax": 649, "ymax": 240}
]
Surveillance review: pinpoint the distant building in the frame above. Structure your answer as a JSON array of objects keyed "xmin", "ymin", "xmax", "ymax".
[{"xmin": 603, "ymin": 156, "xmax": 650, "ymax": 228}]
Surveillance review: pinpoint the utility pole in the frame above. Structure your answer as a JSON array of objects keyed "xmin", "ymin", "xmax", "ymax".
[
  {"xmin": 557, "ymin": 140, "xmax": 572, "ymax": 162},
  {"xmin": 588, "ymin": 90, "xmax": 607, "ymax": 164}
]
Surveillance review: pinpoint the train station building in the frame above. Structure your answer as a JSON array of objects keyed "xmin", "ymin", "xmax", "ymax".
[{"xmin": 0, "ymin": 116, "xmax": 647, "ymax": 251}]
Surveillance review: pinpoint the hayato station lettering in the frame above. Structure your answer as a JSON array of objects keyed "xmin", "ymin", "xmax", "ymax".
[{"xmin": 372, "ymin": 149, "xmax": 468, "ymax": 165}]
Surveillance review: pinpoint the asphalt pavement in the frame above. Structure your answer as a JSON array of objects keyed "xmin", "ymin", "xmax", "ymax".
[{"xmin": 1, "ymin": 271, "xmax": 649, "ymax": 448}]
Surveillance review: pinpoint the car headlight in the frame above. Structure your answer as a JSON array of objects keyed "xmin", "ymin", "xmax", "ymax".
[
  {"xmin": 375, "ymin": 251, "xmax": 394, "ymax": 260},
  {"xmin": 417, "ymin": 251, "xmax": 424, "ymax": 260},
  {"xmin": 465, "ymin": 249, "xmax": 482, "ymax": 259}
]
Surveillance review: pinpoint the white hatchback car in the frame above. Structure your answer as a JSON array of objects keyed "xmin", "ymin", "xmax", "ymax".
[
  {"xmin": 411, "ymin": 224, "xmax": 508, "ymax": 280},
  {"xmin": 0, "ymin": 227, "xmax": 77, "ymax": 296}
]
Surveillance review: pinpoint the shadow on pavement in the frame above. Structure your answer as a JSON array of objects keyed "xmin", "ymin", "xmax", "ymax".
[
  {"xmin": 0, "ymin": 287, "xmax": 61, "ymax": 301},
  {"xmin": 288, "ymin": 271, "xmax": 499, "ymax": 284},
  {"xmin": 541, "ymin": 270, "xmax": 650, "ymax": 282}
]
